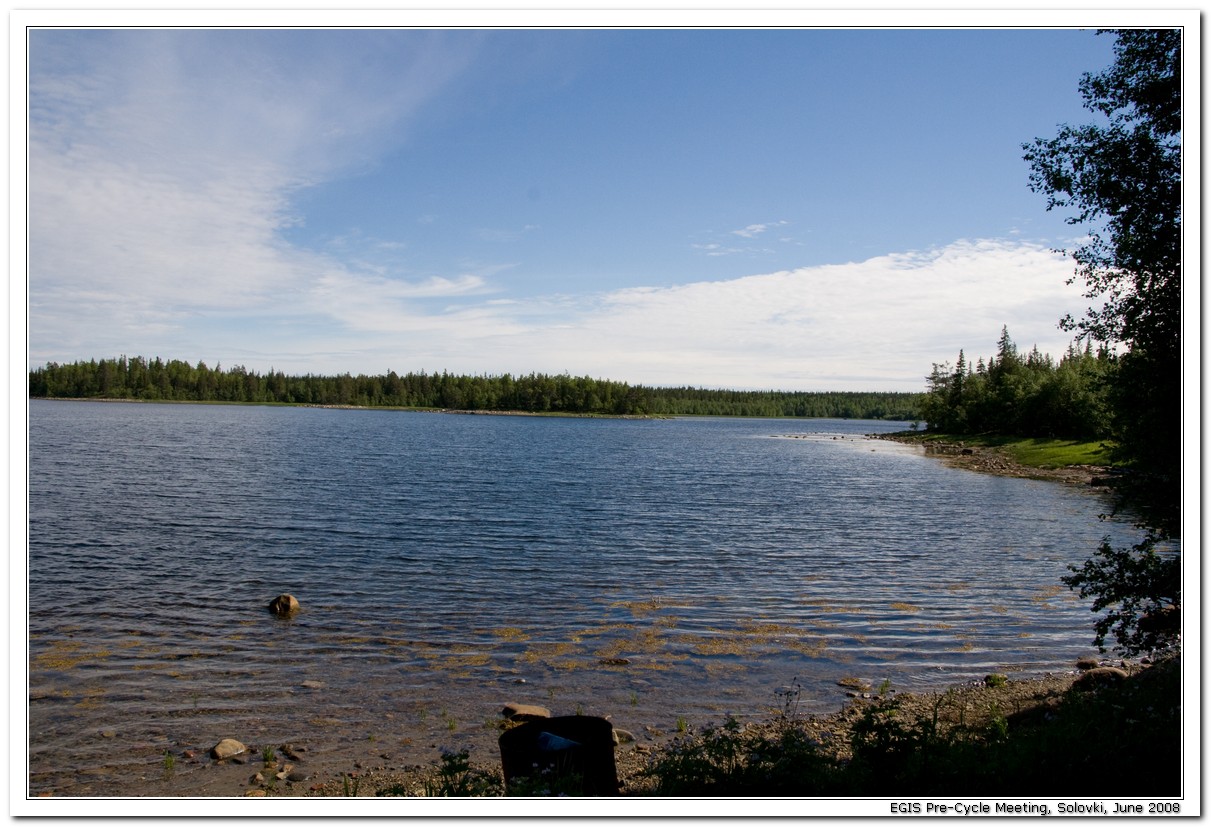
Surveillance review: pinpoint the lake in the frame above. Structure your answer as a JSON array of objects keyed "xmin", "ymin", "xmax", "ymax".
[{"xmin": 25, "ymin": 400, "xmax": 1135, "ymax": 796}]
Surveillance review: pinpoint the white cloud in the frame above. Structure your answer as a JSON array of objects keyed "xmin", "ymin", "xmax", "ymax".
[
  {"xmin": 25, "ymin": 33, "xmax": 1091, "ymax": 393},
  {"xmin": 268, "ymin": 238, "xmax": 1087, "ymax": 391},
  {"xmin": 529, "ymin": 239, "xmax": 1086, "ymax": 390},
  {"xmin": 27, "ymin": 29, "xmax": 482, "ymax": 362}
]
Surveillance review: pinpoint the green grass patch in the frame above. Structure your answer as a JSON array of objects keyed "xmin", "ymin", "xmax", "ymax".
[
  {"xmin": 890, "ymin": 432, "xmax": 1114, "ymax": 469},
  {"xmin": 990, "ymin": 437, "xmax": 1113, "ymax": 468}
]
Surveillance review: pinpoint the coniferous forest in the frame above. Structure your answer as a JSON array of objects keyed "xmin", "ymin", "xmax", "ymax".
[
  {"xmin": 28, "ymin": 356, "xmax": 921, "ymax": 420},
  {"xmin": 918, "ymin": 326, "xmax": 1117, "ymax": 441}
]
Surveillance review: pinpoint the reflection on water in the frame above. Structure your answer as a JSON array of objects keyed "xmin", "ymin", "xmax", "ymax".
[{"xmin": 26, "ymin": 401, "xmax": 1134, "ymax": 795}]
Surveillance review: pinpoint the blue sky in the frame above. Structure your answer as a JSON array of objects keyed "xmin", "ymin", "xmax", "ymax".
[{"xmin": 26, "ymin": 21, "xmax": 1130, "ymax": 391}]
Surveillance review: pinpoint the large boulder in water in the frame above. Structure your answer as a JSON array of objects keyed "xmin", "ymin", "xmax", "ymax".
[{"xmin": 268, "ymin": 594, "xmax": 299, "ymax": 615}]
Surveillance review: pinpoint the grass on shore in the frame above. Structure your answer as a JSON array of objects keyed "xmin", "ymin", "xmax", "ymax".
[
  {"xmin": 640, "ymin": 655, "xmax": 1180, "ymax": 797},
  {"xmin": 893, "ymin": 432, "xmax": 1114, "ymax": 469}
]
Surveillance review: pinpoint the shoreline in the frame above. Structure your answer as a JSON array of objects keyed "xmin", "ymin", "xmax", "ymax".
[
  {"xmin": 868, "ymin": 431, "xmax": 1114, "ymax": 487},
  {"xmin": 30, "ymin": 396, "xmax": 917, "ymax": 423},
  {"xmin": 28, "ymin": 396, "xmax": 668, "ymax": 419},
  {"xmin": 301, "ymin": 662, "xmax": 1116, "ymax": 797},
  {"xmin": 104, "ymin": 655, "xmax": 1156, "ymax": 799}
]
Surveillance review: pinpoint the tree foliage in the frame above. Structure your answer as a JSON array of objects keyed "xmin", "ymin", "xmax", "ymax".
[
  {"xmin": 1023, "ymin": 28, "xmax": 1182, "ymax": 536},
  {"xmin": 1062, "ymin": 536, "xmax": 1180, "ymax": 654},
  {"xmin": 1022, "ymin": 29, "xmax": 1183, "ymax": 655},
  {"xmin": 28, "ymin": 356, "xmax": 922, "ymax": 421},
  {"xmin": 919, "ymin": 327, "xmax": 1115, "ymax": 440}
]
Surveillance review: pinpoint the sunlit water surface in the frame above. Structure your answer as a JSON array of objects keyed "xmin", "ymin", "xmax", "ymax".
[{"xmin": 26, "ymin": 401, "xmax": 1134, "ymax": 795}]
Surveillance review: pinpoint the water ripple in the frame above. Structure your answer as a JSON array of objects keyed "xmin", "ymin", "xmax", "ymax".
[{"xmin": 26, "ymin": 402, "xmax": 1137, "ymax": 790}]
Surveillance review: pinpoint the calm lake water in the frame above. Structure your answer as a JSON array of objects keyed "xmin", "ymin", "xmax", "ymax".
[{"xmin": 26, "ymin": 400, "xmax": 1135, "ymax": 796}]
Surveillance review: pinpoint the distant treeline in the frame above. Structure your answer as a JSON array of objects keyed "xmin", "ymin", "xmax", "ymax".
[
  {"xmin": 28, "ymin": 356, "xmax": 922, "ymax": 420},
  {"xmin": 919, "ymin": 327, "xmax": 1116, "ymax": 440}
]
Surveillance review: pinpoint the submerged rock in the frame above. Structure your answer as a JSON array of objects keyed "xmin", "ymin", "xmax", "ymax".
[{"xmin": 268, "ymin": 594, "xmax": 300, "ymax": 615}]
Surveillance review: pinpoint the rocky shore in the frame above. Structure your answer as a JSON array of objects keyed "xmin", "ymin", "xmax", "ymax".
[
  {"xmin": 868, "ymin": 432, "xmax": 1113, "ymax": 487},
  {"xmin": 139, "ymin": 656, "xmax": 1151, "ymax": 798}
]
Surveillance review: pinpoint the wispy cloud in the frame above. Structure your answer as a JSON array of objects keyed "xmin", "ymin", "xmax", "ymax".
[
  {"xmin": 731, "ymin": 220, "xmax": 789, "ymax": 239},
  {"xmin": 691, "ymin": 242, "xmax": 745, "ymax": 257},
  {"xmin": 476, "ymin": 225, "xmax": 540, "ymax": 243},
  {"xmin": 693, "ymin": 221, "xmax": 796, "ymax": 257},
  {"xmin": 28, "ymin": 29, "xmax": 483, "ymax": 359}
]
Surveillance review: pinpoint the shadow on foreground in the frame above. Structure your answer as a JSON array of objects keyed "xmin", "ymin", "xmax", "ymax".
[
  {"xmin": 635, "ymin": 654, "xmax": 1180, "ymax": 797},
  {"xmin": 291, "ymin": 653, "xmax": 1179, "ymax": 798}
]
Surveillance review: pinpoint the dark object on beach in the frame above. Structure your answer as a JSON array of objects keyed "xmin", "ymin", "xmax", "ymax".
[
  {"xmin": 1073, "ymin": 666, "xmax": 1129, "ymax": 691},
  {"xmin": 498, "ymin": 715, "xmax": 619, "ymax": 796},
  {"xmin": 268, "ymin": 594, "xmax": 300, "ymax": 615}
]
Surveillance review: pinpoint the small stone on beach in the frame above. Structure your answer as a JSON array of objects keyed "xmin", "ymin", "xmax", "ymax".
[
  {"xmin": 501, "ymin": 702, "xmax": 551, "ymax": 721},
  {"xmin": 211, "ymin": 738, "xmax": 247, "ymax": 760}
]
